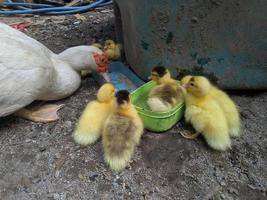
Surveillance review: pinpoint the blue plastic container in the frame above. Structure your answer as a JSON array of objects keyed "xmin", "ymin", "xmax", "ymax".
[{"xmin": 93, "ymin": 61, "xmax": 145, "ymax": 92}]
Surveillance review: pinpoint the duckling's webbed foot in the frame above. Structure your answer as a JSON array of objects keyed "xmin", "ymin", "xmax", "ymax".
[
  {"xmin": 180, "ymin": 130, "xmax": 200, "ymax": 139},
  {"xmin": 15, "ymin": 104, "xmax": 64, "ymax": 122}
]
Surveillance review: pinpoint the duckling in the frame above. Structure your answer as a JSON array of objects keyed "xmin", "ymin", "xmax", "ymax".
[
  {"xmin": 73, "ymin": 83, "xmax": 116, "ymax": 145},
  {"xmin": 210, "ymin": 86, "xmax": 241, "ymax": 138},
  {"xmin": 182, "ymin": 76, "xmax": 231, "ymax": 151},
  {"xmin": 102, "ymin": 90, "xmax": 144, "ymax": 171},
  {"xmin": 181, "ymin": 75, "xmax": 240, "ymax": 138},
  {"xmin": 92, "ymin": 43, "xmax": 103, "ymax": 50},
  {"xmin": 103, "ymin": 39, "xmax": 122, "ymax": 60},
  {"xmin": 181, "ymin": 75, "xmax": 193, "ymax": 87},
  {"xmin": 147, "ymin": 66, "xmax": 183, "ymax": 112}
]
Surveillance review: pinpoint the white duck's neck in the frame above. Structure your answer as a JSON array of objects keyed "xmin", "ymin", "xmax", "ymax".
[
  {"xmin": 39, "ymin": 46, "xmax": 102, "ymax": 100},
  {"xmin": 57, "ymin": 45, "xmax": 101, "ymax": 72}
]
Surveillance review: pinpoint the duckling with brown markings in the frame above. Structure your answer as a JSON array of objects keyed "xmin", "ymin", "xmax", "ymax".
[
  {"xmin": 147, "ymin": 66, "xmax": 183, "ymax": 112},
  {"xmin": 102, "ymin": 90, "xmax": 143, "ymax": 171}
]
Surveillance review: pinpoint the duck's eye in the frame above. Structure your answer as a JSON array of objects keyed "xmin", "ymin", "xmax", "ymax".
[{"xmin": 190, "ymin": 82, "xmax": 195, "ymax": 86}]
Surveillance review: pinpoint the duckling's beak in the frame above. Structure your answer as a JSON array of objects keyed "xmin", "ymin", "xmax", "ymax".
[
  {"xmin": 101, "ymin": 72, "xmax": 111, "ymax": 82},
  {"xmin": 148, "ymin": 75, "xmax": 152, "ymax": 80},
  {"xmin": 181, "ymin": 83, "xmax": 187, "ymax": 88}
]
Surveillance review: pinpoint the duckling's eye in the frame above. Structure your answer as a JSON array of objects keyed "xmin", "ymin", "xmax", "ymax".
[{"xmin": 190, "ymin": 82, "xmax": 195, "ymax": 86}]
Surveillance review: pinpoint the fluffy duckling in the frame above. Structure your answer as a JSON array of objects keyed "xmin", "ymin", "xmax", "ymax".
[
  {"xmin": 103, "ymin": 39, "xmax": 122, "ymax": 60},
  {"xmin": 147, "ymin": 66, "xmax": 183, "ymax": 112},
  {"xmin": 181, "ymin": 75, "xmax": 241, "ymax": 138},
  {"xmin": 210, "ymin": 86, "xmax": 241, "ymax": 138},
  {"xmin": 102, "ymin": 90, "xmax": 144, "ymax": 171},
  {"xmin": 180, "ymin": 75, "xmax": 193, "ymax": 87},
  {"xmin": 73, "ymin": 83, "xmax": 116, "ymax": 145},
  {"xmin": 92, "ymin": 43, "xmax": 103, "ymax": 50},
  {"xmin": 182, "ymin": 76, "xmax": 231, "ymax": 151}
]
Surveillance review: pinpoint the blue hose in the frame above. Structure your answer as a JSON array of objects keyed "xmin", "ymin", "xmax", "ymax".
[{"xmin": 0, "ymin": 0, "xmax": 112, "ymax": 15}]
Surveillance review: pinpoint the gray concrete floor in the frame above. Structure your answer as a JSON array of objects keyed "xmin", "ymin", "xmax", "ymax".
[{"xmin": 0, "ymin": 7, "xmax": 266, "ymax": 200}]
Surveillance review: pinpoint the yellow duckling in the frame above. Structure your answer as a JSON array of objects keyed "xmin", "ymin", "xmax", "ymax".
[
  {"xmin": 182, "ymin": 76, "xmax": 231, "ymax": 151},
  {"xmin": 102, "ymin": 90, "xmax": 144, "ymax": 171},
  {"xmin": 92, "ymin": 43, "xmax": 103, "ymax": 50},
  {"xmin": 181, "ymin": 75, "xmax": 241, "ymax": 138},
  {"xmin": 147, "ymin": 66, "xmax": 183, "ymax": 112},
  {"xmin": 103, "ymin": 39, "xmax": 122, "ymax": 60},
  {"xmin": 210, "ymin": 86, "xmax": 241, "ymax": 138},
  {"xmin": 73, "ymin": 83, "xmax": 116, "ymax": 145}
]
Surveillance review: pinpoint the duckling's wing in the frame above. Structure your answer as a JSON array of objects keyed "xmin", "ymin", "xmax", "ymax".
[
  {"xmin": 104, "ymin": 115, "xmax": 135, "ymax": 154},
  {"xmin": 107, "ymin": 115, "xmax": 133, "ymax": 137},
  {"xmin": 0, "ymin": 24, "xmax": 55, "ymax": 116}
]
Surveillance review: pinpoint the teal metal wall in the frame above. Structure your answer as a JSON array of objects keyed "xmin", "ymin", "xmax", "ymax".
[{"xmin": 114, "ymin": 0, "xmax": 267, "ymax": 89}]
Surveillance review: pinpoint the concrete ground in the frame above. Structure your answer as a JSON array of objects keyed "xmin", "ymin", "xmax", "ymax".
[{"xmin": 0, "ymin": 6, "xmax": 266, "ymax": 200}]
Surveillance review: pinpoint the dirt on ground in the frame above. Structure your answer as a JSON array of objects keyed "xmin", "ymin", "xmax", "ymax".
[{"xmin": 0, "ymin": 6, "xmax": 267, "ymax": 200}]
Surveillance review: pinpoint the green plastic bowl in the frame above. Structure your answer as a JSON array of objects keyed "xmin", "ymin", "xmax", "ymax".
[{"xmin": 130, "ymin": 81, "xmax": 185, "ymax": 132}]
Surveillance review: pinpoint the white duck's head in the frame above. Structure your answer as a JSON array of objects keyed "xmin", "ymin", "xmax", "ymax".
[{"xmin": 58, "ymin": 45, "xmax": 110, "ymax": 82}]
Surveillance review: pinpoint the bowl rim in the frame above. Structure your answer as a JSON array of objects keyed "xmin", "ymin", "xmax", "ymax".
[{"xmin": 130, "ymin": 80, "xmax": 185, "ymax": 118}]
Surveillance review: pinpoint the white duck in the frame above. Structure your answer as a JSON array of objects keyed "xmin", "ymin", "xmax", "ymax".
[{"xmin": 0, "ymin": 22, "xmax": 110, "ymax": 122}]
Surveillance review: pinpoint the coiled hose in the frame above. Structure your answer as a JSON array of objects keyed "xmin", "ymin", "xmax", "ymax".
[{"xmin": 0, "ymin": 0, "xmax": 112, "ymax": 15}]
